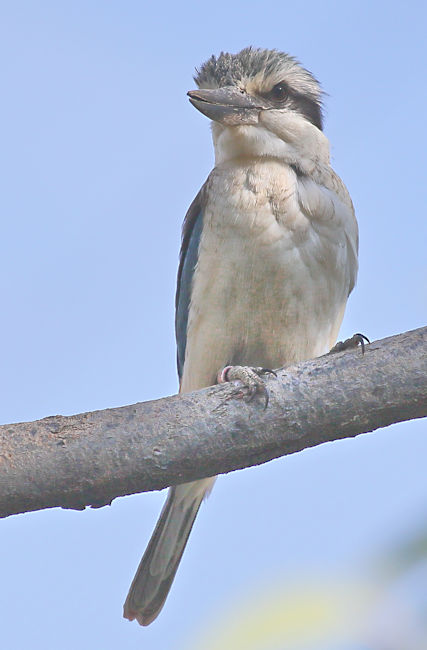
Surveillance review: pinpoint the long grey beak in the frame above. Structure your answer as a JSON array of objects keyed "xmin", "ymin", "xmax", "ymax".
[{"xmin": 188, "ymin": 87, "xmax": 262, "ymax": 126}]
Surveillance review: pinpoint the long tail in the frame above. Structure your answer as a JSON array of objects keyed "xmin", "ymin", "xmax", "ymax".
[{"xmin": 123, "ymin": 477, "xmax": 215, "ymax": 626}]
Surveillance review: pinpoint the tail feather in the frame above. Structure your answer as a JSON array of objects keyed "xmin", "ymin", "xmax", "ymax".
[{"xmin": 123, "ymin": 479, "xmax": 213, "ymax": 626}]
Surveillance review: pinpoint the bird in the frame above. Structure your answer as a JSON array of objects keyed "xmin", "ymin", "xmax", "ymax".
[{"xmin": 123, "ymin": 46, "xmax": 358, "ymax": 626}]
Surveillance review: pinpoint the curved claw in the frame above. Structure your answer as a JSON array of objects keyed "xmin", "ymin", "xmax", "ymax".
[
  {"xmin": 262, "ymin": 385, "xmax": 270, "ymax": 410},
  {"xmin": 259, "ymin": 368, "xmax": 278, "ymax": 378},
  {"xmin": 243, "ymin": 381, "xmax": 270, "ymax": 409},
  {"xmin": 354, "ymin": 333, "xmax": 370, "ymax": 354}
]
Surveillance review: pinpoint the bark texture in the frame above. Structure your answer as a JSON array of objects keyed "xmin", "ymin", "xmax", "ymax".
[{"xmin": 0, "ymin": 326, "xmax": 425, "ymax": 518}]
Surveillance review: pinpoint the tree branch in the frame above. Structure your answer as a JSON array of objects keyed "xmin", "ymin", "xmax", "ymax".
[{"xmin": 0, "ymin": 326, "xmax": 425, "ymax": 519}]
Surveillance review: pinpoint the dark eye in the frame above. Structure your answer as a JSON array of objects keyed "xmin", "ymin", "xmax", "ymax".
[{"xmin": 270, "ymin": 82, "xmax": 288, "ymax": 101}]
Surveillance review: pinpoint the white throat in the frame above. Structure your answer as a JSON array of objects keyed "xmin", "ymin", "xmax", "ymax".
[{"xmin": 211, "ymin": 111, "xmax": 330, "ymax": 174}]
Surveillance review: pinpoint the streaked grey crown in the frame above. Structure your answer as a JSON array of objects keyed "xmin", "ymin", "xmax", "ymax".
[{"xmin": 194, "ymin": 47, "xmax": 323, "ymax": 130}]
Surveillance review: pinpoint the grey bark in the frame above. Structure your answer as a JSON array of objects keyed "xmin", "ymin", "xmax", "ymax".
[{"xmin": 0, "ymin": 326, "xmax": 425, "ymax": 519}]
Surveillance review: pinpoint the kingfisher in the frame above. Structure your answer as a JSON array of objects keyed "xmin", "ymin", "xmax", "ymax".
[{"xmin": 123, "ymin": 47, "xmax": 359, "ymax": 625}]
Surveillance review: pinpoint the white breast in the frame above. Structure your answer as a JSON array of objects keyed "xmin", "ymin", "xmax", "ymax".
[{"xmin": 180, "ymin": 159, "xmax": 358, "ymax": 393}]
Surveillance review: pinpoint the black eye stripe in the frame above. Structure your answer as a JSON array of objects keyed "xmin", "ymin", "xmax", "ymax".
[
  {"xmin": 259, "ymin": 82, "xmax": 323, "ymax": 131},
  {"xmin": 290, "ymin": 90, "xmax": 323, "ymax": 130}
]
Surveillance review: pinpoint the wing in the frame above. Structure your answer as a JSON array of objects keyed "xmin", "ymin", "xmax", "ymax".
[{"xmin": 175, "ymin": 184, "xmax": 207, "ymax": 381}]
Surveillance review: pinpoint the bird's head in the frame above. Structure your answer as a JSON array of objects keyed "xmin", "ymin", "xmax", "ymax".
[{"xmin": 188, "ymin": 47, "xmax": 330, "ymax": 169}]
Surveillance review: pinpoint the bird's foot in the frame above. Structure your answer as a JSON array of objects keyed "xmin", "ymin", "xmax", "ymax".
[
  {"xmin": 328, "ymin": 332, "xmax": 370, "ymax": 355},
  {"xmin": 217, "ymin": 365, "xmax": 276, "ymax": 409}
]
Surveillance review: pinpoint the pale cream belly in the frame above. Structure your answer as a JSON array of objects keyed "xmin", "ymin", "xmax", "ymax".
[{"xmin": 180, "ymin": 226, "xmax": 348, "ymax": 393}]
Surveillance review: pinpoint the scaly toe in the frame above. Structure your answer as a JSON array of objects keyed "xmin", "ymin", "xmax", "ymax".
[{"xmin": 217, "ymin": 365, "xmax": 275, "ymax": 409}]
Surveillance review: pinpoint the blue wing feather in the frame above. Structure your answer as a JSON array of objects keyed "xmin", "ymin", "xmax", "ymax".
[{"xmin": 175, "ymin": 188, "xmax": 206, "ymax": 380}]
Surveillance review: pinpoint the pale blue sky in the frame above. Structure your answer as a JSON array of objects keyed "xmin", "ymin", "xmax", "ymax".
[{"xmin": 0, "ymin": 2, "xmax": 426, "ymax": 649}]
